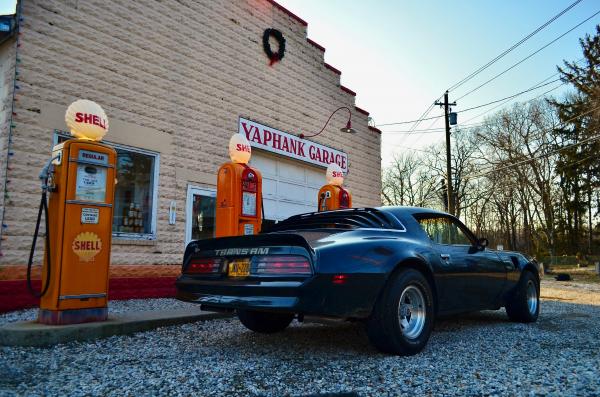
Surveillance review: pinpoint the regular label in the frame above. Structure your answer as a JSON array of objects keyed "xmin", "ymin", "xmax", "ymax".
[
  {"xmin": 78, "ymin": 150, "xmax": 108, "ymax": 165},
  {"xmin": 243, "ymin": 224, "xmax": 254, "ymax": 235},
  {"xmin": 81, "ymin": 208, "xmax": 99, "ymax": 224}
]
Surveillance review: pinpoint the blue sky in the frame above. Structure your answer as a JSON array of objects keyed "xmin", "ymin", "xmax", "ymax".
[
  {"xmin": 276, "ymin": 0, "xmax": 599, "ymax": 164},
  {"xmin": 2, "ymin": 1, "xmax": 598, "ymax": 165}
]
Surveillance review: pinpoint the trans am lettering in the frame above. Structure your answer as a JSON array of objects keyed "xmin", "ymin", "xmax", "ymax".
[{"xmin": 214, "ymin": 247, "xmax": 270, "ymax": 256}]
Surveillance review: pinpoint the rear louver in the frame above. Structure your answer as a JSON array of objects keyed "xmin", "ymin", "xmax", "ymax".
[{"xmin": 266, "ymin": 208, "xmax": 400, "ymax": 231}]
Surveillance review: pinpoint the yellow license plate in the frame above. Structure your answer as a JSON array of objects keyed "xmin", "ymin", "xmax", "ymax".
[{"xmin": 228, "ymin": 259, "xmax": 250, "ymax": 277}]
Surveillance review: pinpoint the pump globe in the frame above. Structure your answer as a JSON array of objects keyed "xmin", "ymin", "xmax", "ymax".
[
  {"xmin": 326, "ymin": 162, "xmax": 344, "ymax": 186},
  {"xmin": 229, "ymin": 134, "xmax": 252, "ymax": 164},
  {"xmin": 65, "ymin": 99, "xmax": 109, "ymax": 141}
]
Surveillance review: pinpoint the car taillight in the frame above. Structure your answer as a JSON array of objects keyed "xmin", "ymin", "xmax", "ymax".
[
  {"xmin": 185, "ymin": 258, "xmax": 223, "ymax": 274},
  {"xmin": 332, "ymin": 274, "xmax": 348, "ymax": 284},
  {"xmin": 252, "ymin": 255, "xmax": 312, "ymax": 275}
]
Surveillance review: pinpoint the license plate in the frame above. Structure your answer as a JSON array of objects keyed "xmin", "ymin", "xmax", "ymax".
[{"xmin": 228, "ymin": 259, "xmax": 250, "ymax": 277}]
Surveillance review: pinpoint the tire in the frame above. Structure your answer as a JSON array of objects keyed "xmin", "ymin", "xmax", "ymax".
[
  {"xmin": 505, "ymin": 270, "xmax": 540, "ymax": 323},
  {"xmin": 237, "ymin": 309, "xmax": 294, "ymax": 333},
  {"xmin": 367, "ymin": 268, "xmax": 435, "ymax": 356}
]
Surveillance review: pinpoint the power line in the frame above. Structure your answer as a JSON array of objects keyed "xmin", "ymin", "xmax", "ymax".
[
  {"xmin": 378, "ymin": 77, "xmax": 565, "ymax": 127},
  {"xmin": 455, "ymin": 58, "xmax": 584, "ymax": 127},
  {"xmin": 470, "ymin": 103, "xmax": 600, "ymax": 179},
  {"xmin": 382, "ymin": 122, "xmax": 485, "ymax": 135},
  {"xmin": 391, "ymin": 93, "xmax": 445, "ymax": 148},
  {"xmin": 447, "ymin": 0, "xmax": 583, "ymax": 92},
  {"xmin": 458, "ymin": 81, "xmax": 567, "ymax": 127},
  {"xmin": 458, "ymin": 79, "xmax": 561, "ymax": 112},
  {"xmin": 401, "ymin": 93, "xmax": 445, "ymax": 140},
  {"xmin": 454, "ymin": 9, "xmax": 600, "ymax": 102}
]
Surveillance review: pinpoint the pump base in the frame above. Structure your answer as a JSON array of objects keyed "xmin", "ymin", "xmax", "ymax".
[{"xmin": 38, "ymin": 307, "xmax": 108, "ymax": 325}]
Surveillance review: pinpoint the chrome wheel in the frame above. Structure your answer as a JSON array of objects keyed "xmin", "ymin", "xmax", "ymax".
[
  {"xmin": 398, "ymin": 285, "xmax": 426, "ymax": 339},
  {"xmin": 526, "ymin": 279, "xmax": 538, "ymax": 315}
]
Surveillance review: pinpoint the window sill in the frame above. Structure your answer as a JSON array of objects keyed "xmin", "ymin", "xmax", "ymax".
[{"xmin": 112, "ymin": 238, "xmax": 157, "ymax": 246}]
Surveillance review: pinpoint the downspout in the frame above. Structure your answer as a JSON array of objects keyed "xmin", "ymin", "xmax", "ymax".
[{"xmin": 0, "ymin": 0, "xmax": 23, "ymax": 257}]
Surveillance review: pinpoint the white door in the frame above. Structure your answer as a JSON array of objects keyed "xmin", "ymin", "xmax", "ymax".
[
  {"xmin": 250, "ymin": 152, "xmax": 325, "ymax": 223},
  {"xmin": 185, "ymin": 186, "xmax": 216, "ymax": 245}
]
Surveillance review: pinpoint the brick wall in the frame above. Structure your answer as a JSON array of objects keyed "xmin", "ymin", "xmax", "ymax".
[{"xmin": 1, "ymin": 0, "xmax": 381, "ymax": 267}]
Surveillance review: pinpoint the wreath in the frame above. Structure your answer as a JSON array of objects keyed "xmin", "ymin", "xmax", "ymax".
[{"xmin": 263, "ymin": 28, "xmax": 286, "ymax": 66}]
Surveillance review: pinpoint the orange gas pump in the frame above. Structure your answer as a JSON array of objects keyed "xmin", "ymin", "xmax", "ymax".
[
  {"xmin": 27, "ymin": 100, "xmax": 116, "ymax": 325},
  {"xmin": 318, "ymin": 163, "xmax": 352, "ymax": 211},
  {"xmin": 215, "ymin": 134, "xmax": 262, "ymax": 237}
]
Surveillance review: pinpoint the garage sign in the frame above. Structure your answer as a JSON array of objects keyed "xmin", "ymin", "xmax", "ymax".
[{"xmin": 239, "ymin": 117, "xmax": 348, "ymax": 172}]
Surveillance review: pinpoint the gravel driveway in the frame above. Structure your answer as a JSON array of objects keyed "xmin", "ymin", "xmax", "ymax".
[{"xmin": 1, "ymin": 280, "xmax": 599, "ymax": 396}]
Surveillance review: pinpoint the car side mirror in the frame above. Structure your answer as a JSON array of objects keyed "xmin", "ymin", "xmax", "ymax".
[{"xmin": 477, "ymin": 237, "xmax": 489, "ymax": 250}]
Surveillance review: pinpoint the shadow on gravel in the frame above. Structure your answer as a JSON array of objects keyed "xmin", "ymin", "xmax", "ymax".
[
  {"xmin": 434, "ymin": 309, "xmax": 510, "ymax": 332},
  {"xmin": 185, "ymin": 300, "xmax": 600, "ymax": 358},
  {"xmin": 228, "ymin": 321, "xmax": 377, "ymax": 356},
  {"xmin": 212, "ymin": 310, "xmax": 516, "ymax": 356}
]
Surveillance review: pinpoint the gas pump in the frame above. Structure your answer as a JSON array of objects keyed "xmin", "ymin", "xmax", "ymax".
[
  {"xmin": 318, "ymin": 163, "xmax": 352, "ymax": 211},
  {"xmin": 27, "ymin": 99, "xmax": 116, "ymax": 325},
  {"xmin": 215, "ymin": 134, "xmax": 262, "ymax": 237}
]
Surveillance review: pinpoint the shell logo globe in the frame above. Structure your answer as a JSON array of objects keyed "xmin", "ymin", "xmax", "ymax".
[
  {"xmin": 65, "ymin": 99, "xmax": 109, "ymax": 141},
  {"xmin": 229, "ymin": 134, "xmax": 252, "ymax": 164},
  {"xmin": 326, "ymin": 163, "xmax": 344, "ymax": 186}
]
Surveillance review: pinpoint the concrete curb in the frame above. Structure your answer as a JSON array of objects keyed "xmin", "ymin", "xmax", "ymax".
[{"xmin": 0, "ymin": 309, "xmax": 232, "ymax": 347}]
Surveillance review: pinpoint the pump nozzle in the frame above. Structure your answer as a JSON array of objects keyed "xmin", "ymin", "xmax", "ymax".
[{"xmin": 39, "ymin": 154, "xmax": 60, "ymax": 192}]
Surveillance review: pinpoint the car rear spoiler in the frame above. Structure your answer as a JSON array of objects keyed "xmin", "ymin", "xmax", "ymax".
[{"xmin": 184, "ymin": 233, "xmax": 315, "ymax": 259}]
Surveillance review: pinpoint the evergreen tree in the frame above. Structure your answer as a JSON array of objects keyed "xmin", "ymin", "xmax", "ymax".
[{"xmin": 550, "ymin": 25, "xmax": 600, "ymax": 254}]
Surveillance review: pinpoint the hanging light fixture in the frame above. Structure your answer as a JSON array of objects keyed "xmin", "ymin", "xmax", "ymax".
[{"xmin": 299, "ymin": 106, "xmax": 356, "ymax": 139}]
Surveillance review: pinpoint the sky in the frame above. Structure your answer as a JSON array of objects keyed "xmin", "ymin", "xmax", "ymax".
[
  {"xmin": 276, "ymin": 0, "xmax": 599, "ymax": 166},
  {"xmin": 2, "ymin": 1, "xmax": 598, "ymax": 166}
]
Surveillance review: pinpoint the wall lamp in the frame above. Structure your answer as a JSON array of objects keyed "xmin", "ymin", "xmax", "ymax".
[{"xmin": 299, "ymin": 106, "xmax": 356, "ymax": 139}]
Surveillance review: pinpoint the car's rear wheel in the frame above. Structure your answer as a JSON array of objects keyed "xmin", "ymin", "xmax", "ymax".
[
  {"xmin": 237, "ymin": 309, "xmax": 294, "ymax": 333},
  {"xmin": 505, "ymin": 270, "xmax": 539, "ymax": 323},
  {"xmin": 367, "ymin": 268, "xmax": 435, "ymax": 356}
]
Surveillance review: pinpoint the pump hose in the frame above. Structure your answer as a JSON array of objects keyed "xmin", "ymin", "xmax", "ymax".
[{"xmin": 26, "ymin": 190, "xmax": 51, "ymax": 298}]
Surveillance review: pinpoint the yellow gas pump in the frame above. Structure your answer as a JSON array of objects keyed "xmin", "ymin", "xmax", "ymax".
[
  {"xmin": 28, "ymin": 100, "xmax": 116, "ymax": 325},
  {"xmin": 318, "ymin": 163, "xmax": 352, "ymax": 211},
  {"xmin": 215, "ymin": 134, "xmax": 262, "ymax": 237}
]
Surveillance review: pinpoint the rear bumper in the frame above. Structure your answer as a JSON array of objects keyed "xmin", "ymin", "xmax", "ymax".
[
  {"xmin": 176, "ymin": 290, "xmax": 300, "ymax": 311},
  {"xmin": 176, "ymin": 273, "xmax": 384, "ymax": 318},
  {"xmin": 176, "ymin": 276, "xmax": 304, "ymax": 312}
]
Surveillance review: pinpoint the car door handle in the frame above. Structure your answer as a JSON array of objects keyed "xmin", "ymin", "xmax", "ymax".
[{"xmin": 440, "ymin": 254, "xmax": 451, "ymax": 261}]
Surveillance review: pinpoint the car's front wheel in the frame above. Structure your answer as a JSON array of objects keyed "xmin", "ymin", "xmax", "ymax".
[
  {"xmin": 237, "ymin": 309, "xmax": 294, "ymax": 333},
  {"xmin": 367, "ymin": 268, "xmax": 435, "ymax": 355}
]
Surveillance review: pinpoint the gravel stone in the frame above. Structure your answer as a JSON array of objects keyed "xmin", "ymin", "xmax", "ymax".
[{"xmin": 1, "ymin": 281, "xmax": 599, "ymax": 396}]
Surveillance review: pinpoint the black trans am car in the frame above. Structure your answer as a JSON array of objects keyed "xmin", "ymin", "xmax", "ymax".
[{"xmin": 176, "ymin": 207, "xmax": 540, "ymax": 355}]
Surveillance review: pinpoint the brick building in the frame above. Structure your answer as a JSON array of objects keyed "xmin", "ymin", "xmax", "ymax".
[{"xmin": 0, "ymin": 0, "xmax": 381, "ymax": 285}]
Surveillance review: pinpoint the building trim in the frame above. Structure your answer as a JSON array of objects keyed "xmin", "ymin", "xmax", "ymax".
[
  {"xmin": 324, "ymin": 63, "xmax": 341, "ymax": 75},
  {"xmin": 340, "ymin": 85, "xmax": 356, "ymax": 96},
  {"xmin": 369, "ymin": 126, "xmax": 382, "ymax": 134},
  {"xmin": 265, "ymin": 0, "xmax": 308, "ymax": 26},
  {"xmin": 306, "ymin": 38, "xmax": 325, "ymax": 52},
  {"xmin": 355, "ymin": 106, "xmax": 369, "ymax": 116}
]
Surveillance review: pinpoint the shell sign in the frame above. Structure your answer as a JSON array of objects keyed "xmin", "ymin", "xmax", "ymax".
[
  {"xmin": 326, "ymin": 163, "xmax": 344, "ymax": 186},
  {"xmin": 72, "ymin": 232, "xmax": 103, "ymax": 262},
  {"xmin": 229, "ymin": 133, "xmax": 251, "ymax": 164},
  {"xmin": 65, "ymin": 99, "xmax": 109, "ymax": 141}
]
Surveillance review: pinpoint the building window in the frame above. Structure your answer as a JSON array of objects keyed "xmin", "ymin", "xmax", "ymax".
[{"xmin": 55, "ymin": 131, "xmax": 159, "ymax": 240}]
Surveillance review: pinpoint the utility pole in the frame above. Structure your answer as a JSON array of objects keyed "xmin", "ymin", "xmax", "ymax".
[{"xmin": 435, "ymin": 91, "xmax": 456, "ymax": 215}]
